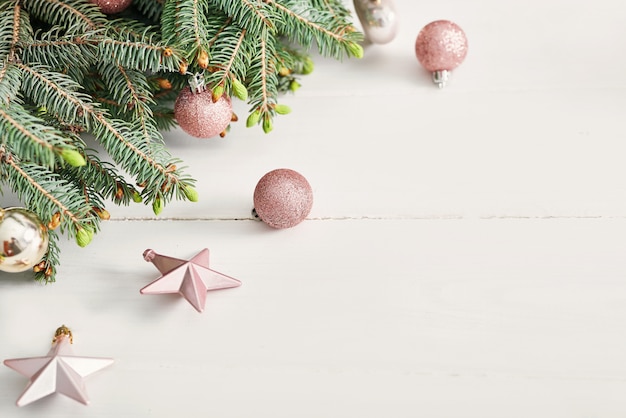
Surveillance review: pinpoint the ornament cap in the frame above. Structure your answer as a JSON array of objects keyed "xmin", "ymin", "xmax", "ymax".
[
  {"xmin": 143, "ymin": 248, "xmax": 156, "ymax": 262},
  {"xmin": 53, "ymin": 325, "xmax": 73, "ymax": 344},
  {"xmin": 188, "ymin": 73, "xmax": 206, "ymax": 94},
  {"xmin": 432, "ymin": 70, "xmax": 450, "ymax": 88}
]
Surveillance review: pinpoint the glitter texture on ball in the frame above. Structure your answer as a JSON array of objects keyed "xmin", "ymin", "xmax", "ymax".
[
  {"xmin": 415, "ymin": 20, "xmax": 468, "ymax": 72},
  {"xmin": 91, "ymin": 0, "xmax": 133, "ymax": 14},
  {"xmin": 415, "ymin": 20, "xmax": 468, "ymax": 88},
  {"xmin": 253, "ymin": 169, "xmax": 313, "ymax": 229},
  {"xmin": 174, "ymin": 88, "xmax": 233, "ymax": 139}
]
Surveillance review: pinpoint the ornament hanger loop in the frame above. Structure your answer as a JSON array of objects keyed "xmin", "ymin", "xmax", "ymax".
[
  {"xmin": 188, "ymin": 72, "xmax": 206, "ymax": 94},
  {"xmin": 53, "ymin": 325, "xmax": 73, "ymax": 344},
  {"xmin": 143, "ymin": 248, "xmax": 156, "ymax": 262}
]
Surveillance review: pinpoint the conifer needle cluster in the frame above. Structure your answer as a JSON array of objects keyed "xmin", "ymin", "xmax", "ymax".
[{"xmin": 0, "ymin": 0, "xmax": 362, "ymax": 282}]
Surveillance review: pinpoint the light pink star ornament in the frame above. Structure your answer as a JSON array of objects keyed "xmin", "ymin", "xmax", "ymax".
[
  {"xmin": 140, "ymin": 248, "xmax": 241, "ymax": 312},
  {"xmin": 3, "ymin": 325, "xmax": 114, "ymax": 407}
]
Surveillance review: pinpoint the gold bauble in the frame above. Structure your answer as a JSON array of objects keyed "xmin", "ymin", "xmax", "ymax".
[{"xmin": 0, "ymin": 208, "xmax": 49, "ymax": 273}]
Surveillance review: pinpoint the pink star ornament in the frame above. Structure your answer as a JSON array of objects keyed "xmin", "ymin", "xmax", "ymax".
[
  {"xmin": 140, "ymin": 248, "xmax": 241, "ymax": 312},
  {"xmin": 3, "ymin": 326, "xmax": 114, "ymax": 407}
]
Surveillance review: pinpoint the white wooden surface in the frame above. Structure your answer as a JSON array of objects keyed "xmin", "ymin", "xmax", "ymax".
[{"xmin": 2, "ymin": 1, "xmax": 626, "ymax": 416}]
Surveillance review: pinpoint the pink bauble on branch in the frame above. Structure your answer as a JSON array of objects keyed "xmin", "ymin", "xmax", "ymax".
[
  {"xmin": 174, "ymin": 88, "xmax": 233, "ymax": 139},
  {"xmin": 91, "ymin": 0, "xmax": 132, "ymax": 14},
  {"xmin": 415, "ymin": 20, "xmax": 468, "ymax": 88}
]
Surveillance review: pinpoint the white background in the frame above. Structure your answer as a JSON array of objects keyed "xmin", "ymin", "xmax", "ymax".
[{"xmin": 2, "ymin": 0, "xmax": 626, "ymax": 416}]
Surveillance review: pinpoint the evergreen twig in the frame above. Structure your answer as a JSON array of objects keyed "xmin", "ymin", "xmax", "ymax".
[{"xmin": 0, "ymin": 0, "xmax": 362, "ymax": 282}]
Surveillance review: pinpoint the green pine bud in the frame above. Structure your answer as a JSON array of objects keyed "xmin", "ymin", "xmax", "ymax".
[
  {"xmin": 212, "ymin": 85, "xmax": 224, "ymax": 102},
  {"xmin": 302, "ymin": 57, "xmax": 314, "ymax": 75},
  {"xmin": 152, "ymin": 197, "xmax": 164, "ymax": 215},
  {"xmin": 232, "ymin": 78, "xmax": 248, "ymax": 101},
  {"xmin": 346, "ymin": 42, "xmax": 364, "ymax": 58},
  {"xmin": 75, "ymin": 228, "xmax": 93, "ymax": 247},
  {"xmin": 262, "ymin": 116, "xmax": 273, "ymax": 134},
  {"xmin": 132, "ymin": 190, "xmax": 143, "ymax": 203},
  {"xmin": 246, "ymin": 110, "xmax": 261, "ymax": 128},
  {"xmin": 274, "ymin": 104, "xmax": 291, "ymax": 115},
  {"xmin": 289, "ymin": 80, "xmax": 301, "ymax": 92},
  {"xmin": 182, "ymin": 186, "xmax": 199, "ymax": 202},
  {"xmin": 61, "ymin": 149, "xmax": 86, "ymax": 167}
]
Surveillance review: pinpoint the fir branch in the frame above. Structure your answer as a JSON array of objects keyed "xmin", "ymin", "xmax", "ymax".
[
  {"xmin": 107, "ymin": 18, "xmax": 157, "ymax": 41},
  {"xmin": 23, "ymin": 0, "xmax": 106, "ymax": 32},
  {"xmin": 204, "ymin": 27, "xmax": 249, "ymax": 94},
  {"xmin": 76, "ymin": 151, "xmax": 138, "ymax": 205},
  {"xmin": 275, "ymin": 42, "xmax": 307, "ymax": 74},
  {"xmin": 21, "ymin": 28, "xmax": 98, "ymax": 79},
  {"xmin": 266, "ymin": 0, "xmax": 362, "ymax": 58},
  {"xmin": 0, "ymin": 61, "xmax": 23, "ymax": 105},
  {"xmin": 255, "ymin": 30, "xmax": 276, "ymax": 113},
  {"xmin": 0, "ymin": 103, "xmax": 69, "ymax": 169},
  {"xmin": 0, "ymin": 1, "xmax": 33, "ymax": 61},
  {"xmin": 311, "ymin": 0, "xmax": 351, "ymax": 21},
  {"xmin": 0, "ymin": 150, "xmax": 96, "ymax": 237},
  {"xmin": 151, "ymin": 106, "xmax": 176, "ymax": 131},
  {"xmin": 93, "ymin": 64, "xmax": 172, "ymax": 171},
  {"xmin": 133, "ymin": 115, "xmax": 177, "ymax": 176},
  {"xmin": 34, "ymin": 228, "xmax": 60, "ymax": 283},
  {"xmin": 133, "ymin": 0, "xmax": 165, "ymax": 22},
  {"xmin": 1, "ymin": 0, "xmax": 363, "ymax": 281},
  {"xmin": 97, "ymin": 62, "xmax": 154, "ymax": 119},
  {"xmin": 98, "ymin": 30, "xmax": 184, "ymax": 72},
  {"xmin": 0, "ymin": 1, "xmax": 16, "ymax": 12},
  {"xmin": 207, "ymin": 16, "xmax": 232, "ymax": 47},
  {"xmin": 246, "ymin": 27, "xmax": 278, "ymax": 130},
  {"xmin": 59, "ymin": 165, "xmax": 106, "ymax": 216},
  {"xmin": 88, "ymin": 113, "xmax": 194, "ymax": 206},
  {"xmin": 211, "ymin": 0, "xmax": 275, "ymax": 35},
  {"xmin": 93, "ymin": 96, "xmax": 125, "ymax": 120},
  {"xmin": 161, "ymin": 0, "xmax": 210, "ymax": 61},
  {"xmin": 0, "ymin": 10, "xmax": 14, "ymax": 62},
  {"xmin": 152, "ymin": 72, "xmax": 188, "ymax": 101},
  {"xmin": 9, "ymin": 0, "xmax": 21, "ymax": 55},
  {"xmin": 16, "ymin": 62, "xmax": 93, "ymax": 128}
]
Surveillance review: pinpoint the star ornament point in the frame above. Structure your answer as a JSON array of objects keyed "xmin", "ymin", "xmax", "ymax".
[
  {"xmin": 141, "ymin": 248, "xmax": 241, "ymax": 312},
  {"xmin": 3, "ymin": 334, "xmax": 113, "ymax": 407}
]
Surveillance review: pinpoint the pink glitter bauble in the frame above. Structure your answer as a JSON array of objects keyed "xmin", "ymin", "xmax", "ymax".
[
  {"xmin": 253, "ymin": 169, "xmax": 313, "ymax": 229},
  {"xmin": 415, "ymin": 20, "xmax": 468, "ymax": 72},
  {"xmin": 174, "ymin": 88, "xmax": 232, "ymax": 139},
  {"xmin": 91, "ymin": 0, "xmax": 132, "ymax": 14}
]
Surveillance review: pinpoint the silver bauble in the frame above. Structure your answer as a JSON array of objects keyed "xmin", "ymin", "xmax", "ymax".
[
  {"xmin": 354, "ymin": 0, "xmax": 399, "ymax": 44},
  {"xmin": 0, "ymin": 208, "xmax": 49, "ymax": 273}
]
